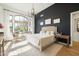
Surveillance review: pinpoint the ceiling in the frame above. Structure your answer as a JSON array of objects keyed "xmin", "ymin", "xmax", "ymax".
[{"xmin": 0, "ymin": 3, "xmax": 53, "ymax": 14}]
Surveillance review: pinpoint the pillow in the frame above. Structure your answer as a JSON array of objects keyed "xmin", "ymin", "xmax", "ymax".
[
  {"xmin": 56, "ymin": 33, "xmax": 61, "ymax": 37},
  {"xmin": 40, "ymin": 31, "xmax": 42, "ymax": 34},
  {"xmin": 40, "ymin": 31, "xmax": 55, "ymax": 36},
  {"xmin": 46, "ymin": 31, "xmax": 50, "ymax": 36},
  {"xmin": 40, "ymin": 31, "xmax": 46, "ymax": 35},
  {"xmin": 50, "ymin": 31, "xmax": 54, "ymax": 36}
]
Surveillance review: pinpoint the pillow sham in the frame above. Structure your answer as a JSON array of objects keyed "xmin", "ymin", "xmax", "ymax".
[
  {"xmin": 50, "ymin": 31, "xmax": 54, "ymax": 36},
  {"xmin": 40, "ymin": 31, "xmax": 46, "ymax": 36}
]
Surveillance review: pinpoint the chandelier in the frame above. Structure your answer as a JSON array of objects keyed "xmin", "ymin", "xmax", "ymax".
[{"xmin": 27, "ymin": 4, "xmax": 35, "ymax": 17}]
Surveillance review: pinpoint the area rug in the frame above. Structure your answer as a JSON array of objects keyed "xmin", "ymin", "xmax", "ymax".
[{"xmin": 7, "ymin": 40, "xmax": 63, "ymax": 56}]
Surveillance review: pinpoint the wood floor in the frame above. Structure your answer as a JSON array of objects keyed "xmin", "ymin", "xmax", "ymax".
[{"xmin": 56, "ymin": 41, "xmax": 79, "ymax": 56}]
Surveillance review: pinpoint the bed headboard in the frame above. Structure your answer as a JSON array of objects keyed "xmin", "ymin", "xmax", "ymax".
[{"xmin": 41, "ymin": 26, "xmax": 57, "ymax": 33}]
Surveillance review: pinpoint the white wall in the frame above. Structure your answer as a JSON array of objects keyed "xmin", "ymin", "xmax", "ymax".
[
  {"xmin": 4, "ymin": 11, "xmax": 14, "ymax": 40},
  {"xmin": 32, "ymin": 16, "xmax": 35, "ymax": 34}
]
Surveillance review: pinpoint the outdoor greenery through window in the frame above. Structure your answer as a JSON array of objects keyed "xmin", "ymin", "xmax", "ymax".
[
  {"xmin": 14, "ymin": 16, "xmax": 28, "ymax": 33},
  {"xmin": 9, "ymin": 15, "xmax": 33, "ymax": 34}
]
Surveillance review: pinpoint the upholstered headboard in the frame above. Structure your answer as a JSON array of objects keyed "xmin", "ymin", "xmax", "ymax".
[{"xmin": 41, "ymin": 26, "xmax": 57, "ymax": 33}]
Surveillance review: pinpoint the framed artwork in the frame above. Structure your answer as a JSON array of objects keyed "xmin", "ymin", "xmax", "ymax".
[
  {"xmin": 53, "ymin": 18, "xmax": 60, "ymax": 24},
  {"xmin": 45, "ymin": 18, "xmax": 51, "ymax": 24}
]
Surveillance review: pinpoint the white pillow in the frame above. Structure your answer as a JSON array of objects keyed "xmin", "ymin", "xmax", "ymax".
[
  {"xmin": 40, "ymin": 31, "xmax": 46, "ymax": 36},
  {"xmin": 50, "ymin": 31, "xmax": 54, "ymax": 36},
  {"xmin": 40, "ymin": 31, "xmax": 55, "ymax": 36},
  {"xmin": 40, "ymin": 31, "xmax": 42, "ymax": 34},
  {"xmin": 46, "ymin": 31, "xmax": 50, "ymax": 36}
]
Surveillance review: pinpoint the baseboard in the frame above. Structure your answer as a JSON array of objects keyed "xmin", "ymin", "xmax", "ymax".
[
  {"xmin": 73, "ymin": 40, "xmax": 79, "ymax": 42},
  {"xmin": 58, "ymin": 42, "xmax": 67, "ymax": 45}
]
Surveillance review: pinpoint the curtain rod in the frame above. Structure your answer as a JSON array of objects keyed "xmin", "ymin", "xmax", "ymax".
[{"xmin": 3, "ymin": 9, "xmax": 27, "ymax": 17}]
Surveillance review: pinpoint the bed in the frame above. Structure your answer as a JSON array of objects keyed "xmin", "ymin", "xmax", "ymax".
[{"xmin": 26, "ymin": 26, "xmax": 57, "ymax": 51}]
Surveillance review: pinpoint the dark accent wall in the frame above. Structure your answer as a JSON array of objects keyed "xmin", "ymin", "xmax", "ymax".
[{"xmin": 35, "ymin": 3, "xmax": 79, "ymax": 43}]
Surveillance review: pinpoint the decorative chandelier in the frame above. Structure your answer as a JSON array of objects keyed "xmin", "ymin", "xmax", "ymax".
[{"xmin": 27, "ymin": 4, "xmax": 35, "ymax": 17}]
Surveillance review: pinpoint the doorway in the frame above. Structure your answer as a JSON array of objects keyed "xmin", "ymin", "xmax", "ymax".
[{"xmin": 71, "ymin": 11, "xmax": 79, "ymax": 50}]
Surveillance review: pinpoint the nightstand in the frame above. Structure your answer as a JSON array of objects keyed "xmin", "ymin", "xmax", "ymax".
[{"xmin": 55, "ymin": 34, "xmax": 70, "ymax": 47}]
